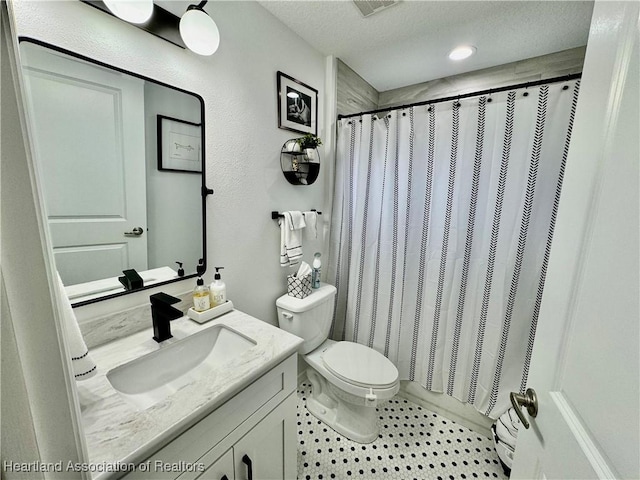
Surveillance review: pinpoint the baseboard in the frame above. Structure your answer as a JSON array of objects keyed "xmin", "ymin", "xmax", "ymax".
[{"xmin": 397, "ymin": 380, "xmax": 494, "ymax": 439}]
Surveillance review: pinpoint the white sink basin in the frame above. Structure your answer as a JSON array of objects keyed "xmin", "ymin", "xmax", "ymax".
[{"xmin": 107, "ymin": 324, "xmax": 256, "ymax": 409}]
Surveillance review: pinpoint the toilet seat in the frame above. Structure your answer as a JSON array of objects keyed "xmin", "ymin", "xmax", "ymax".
[
  {"xmin": 304, "ymin": 339, "xmax": 400, "ymax": 401},
  {"xmin": 322, "ymin": 341, "xmax": 398, "ymax": 389}
]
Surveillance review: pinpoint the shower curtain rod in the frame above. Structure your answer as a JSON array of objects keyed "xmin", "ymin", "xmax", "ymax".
[{"xmin": 337, "ymin": 72, "xmax": 582, "ymax": 120}]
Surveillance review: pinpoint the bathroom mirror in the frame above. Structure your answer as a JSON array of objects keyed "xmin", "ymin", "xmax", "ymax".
[{"xmin": 18, "ymin": 38, "xmax": 208, "ymax": 306}]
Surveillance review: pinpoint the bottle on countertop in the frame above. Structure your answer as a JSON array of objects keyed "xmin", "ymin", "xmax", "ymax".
[
  {"xmin": 193, "ymin": 277, "xmax": 211, "ymax": 312},
  {"xmin": 312, "ymin": 252, "xmax": 321, "ymax": 288},
  {"xmin": 210, "ymin": 267, "xmax": 226, "ymax": 307}
]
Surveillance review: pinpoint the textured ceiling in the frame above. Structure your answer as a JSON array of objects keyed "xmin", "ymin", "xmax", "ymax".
[
  {"xmin": 157, "ymin": 1, "xmax": 593, "ymax": 92},
  {"xmin": 257, "ymin": 0, "xmax": 594, "ymax": 91}
]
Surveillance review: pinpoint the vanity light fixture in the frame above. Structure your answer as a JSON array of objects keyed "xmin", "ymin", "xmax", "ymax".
[
  {"xmin": 448, "ymin": 45, "xmax": 477, "ymax": 61},
  {"xmin": 83, "ymin": 0, "xmax": 220, "ymax": 56},
  {"xmin": 103, "ymin": 0, "xmax": 153, "ymax": 24},
  {"xmin": 179, "ymin": 1, "xmax": 220, "ymax": 56}
]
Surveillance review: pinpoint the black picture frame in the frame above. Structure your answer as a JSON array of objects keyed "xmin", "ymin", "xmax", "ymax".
[
  {"xmin": 277, "ymin": 71, "xmax": 318, "ymax": 135},
  {"xmin": 157, "ymin": 115, "xmax": 202, "ymax": 173}
]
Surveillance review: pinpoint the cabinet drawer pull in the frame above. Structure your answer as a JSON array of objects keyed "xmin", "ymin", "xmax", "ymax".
[{"xmin": 241, "ymin": 454, "xmax": 253, "ymax": 480}]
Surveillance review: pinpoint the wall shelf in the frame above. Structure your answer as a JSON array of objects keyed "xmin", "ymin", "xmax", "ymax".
[{"xmin": 280, "ymin": 139, "xmax": 320, "ymax": 186}]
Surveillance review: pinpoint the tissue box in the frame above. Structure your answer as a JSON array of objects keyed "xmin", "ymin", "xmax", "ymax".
[{"xmin": 287, "ymin": 273, "xmax": 312, "ymax": 299}]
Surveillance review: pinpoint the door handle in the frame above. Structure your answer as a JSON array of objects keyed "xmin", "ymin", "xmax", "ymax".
[
  {"xmin": 510, "ymin": 387, "xmax": 538, "ymax": 429},
  {"xmin": 241, "ymin": 454, "xmax": 253, "ymax": 480},
  {"xmin": 124, "ymin": 227, "xmax": 144, "ymax": 236}
]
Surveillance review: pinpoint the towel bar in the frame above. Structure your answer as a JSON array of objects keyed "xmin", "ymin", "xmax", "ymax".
[{"xmin": 271, "ymin": 209, "xmax": 322, "ymax": 220}]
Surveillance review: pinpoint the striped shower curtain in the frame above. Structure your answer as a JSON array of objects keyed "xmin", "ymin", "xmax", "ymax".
[{"xmin": 328, "ymin": 80, "xmax": 580, "ymax": 417}]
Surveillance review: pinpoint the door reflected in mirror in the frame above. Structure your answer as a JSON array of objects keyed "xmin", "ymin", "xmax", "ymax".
[{"xmin": 18, "ymin": 39, "xmax": 205, "ymax": 306}]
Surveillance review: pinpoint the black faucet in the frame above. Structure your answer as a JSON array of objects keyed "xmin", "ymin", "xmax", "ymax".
[
  {"xmin": 150, "ymin": 292, "xmax": 183, "ymax": 342},
  {"xmin": 119, "ymin": 269, "xmax": 144, "ymax": 291}
]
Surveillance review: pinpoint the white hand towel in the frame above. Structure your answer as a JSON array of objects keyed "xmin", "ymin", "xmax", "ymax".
[
  {"xmin": 303, "ymin": 210, "xmax": 318, "ymax": 239},
  {"xmin": 287, "ymin": 211, "xmax": 306, "ymax": 230},
  {"xmin": 56, "ymin": 273, "xmax": 97, "ymax": 380},
  {"xmin": 280, "ymin": 211, "xmax": 305, "ymax": 267}
]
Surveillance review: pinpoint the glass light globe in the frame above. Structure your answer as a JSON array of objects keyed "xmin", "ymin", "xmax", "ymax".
[
  {"xmin": 180, "ymin": 8, "xmax": 220, "ymax": 56},
  {"xmin": 103, "ymin": 0, "xmax": 153, "ymax": 24}
]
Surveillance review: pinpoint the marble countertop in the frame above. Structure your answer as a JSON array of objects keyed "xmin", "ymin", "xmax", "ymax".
[{"xmin": 76, "ymin": 309, "xmax": 303, "ymax": 479}]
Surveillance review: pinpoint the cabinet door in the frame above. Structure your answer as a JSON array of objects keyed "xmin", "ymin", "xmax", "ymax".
[
  {"xmin": 233, "ymin": 393, "xmax": 297, "ymax": 480},
  {"xmin": 196, "ymin": 449, "xmax": 234, "ymax": 480}
]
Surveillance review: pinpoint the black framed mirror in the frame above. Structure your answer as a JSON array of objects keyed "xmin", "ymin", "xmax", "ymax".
[{"xmin": 17, "ymin": 38, "xmax": 211, "ymax": 307}]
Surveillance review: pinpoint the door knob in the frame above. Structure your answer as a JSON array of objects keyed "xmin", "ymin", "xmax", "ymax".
[
  {"xmin": 510, "ymin": 387, "xmax": 538, "ymax": 429},
  {"xmin": 124, "ymin": 227, "xmax": 144, "ymax": 236}
]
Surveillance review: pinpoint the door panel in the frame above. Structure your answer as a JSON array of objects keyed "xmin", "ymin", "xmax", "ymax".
[
  {"xmin": 234, "ymin": 394, "xmax": 297, "ymax": 480},
  {"xmin": 196, "ymin": 449, "xmax": 234, "ymax": 480},
  {"xmin": 20, "ymin": 43, "xmax": 147, "ymax": 284},
  {"xmin": 53, "ymin": 244, "xmax": 128, "ymax": 287},
  {"xmin": 511, "ymin": 2, "xmax": 639, "ymax": 478}
]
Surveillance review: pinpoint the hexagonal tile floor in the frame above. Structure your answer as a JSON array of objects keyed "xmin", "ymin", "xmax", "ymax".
[{"xmin": 296, "ymin": 382, "xmax": 508, "ymax": 480}]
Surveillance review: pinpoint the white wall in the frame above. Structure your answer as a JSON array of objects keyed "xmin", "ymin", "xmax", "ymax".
[{"xmin": 11, "ymin": 0, "xmax": 327, "ymax": 325}]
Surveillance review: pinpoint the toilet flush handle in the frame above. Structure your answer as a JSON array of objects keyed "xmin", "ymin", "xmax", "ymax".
[{"xmin": 281, "ymin": 311, "xmax": 293, "ymax": 320}]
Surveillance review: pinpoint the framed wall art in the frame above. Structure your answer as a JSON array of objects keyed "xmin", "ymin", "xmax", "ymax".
[
  {"xmin": 277, "ymin": 71, "xmax": 318, "ymax": 136},
  {"xmin": 157, "ymin": 115, "xmax": 202, "ymax": 173}
]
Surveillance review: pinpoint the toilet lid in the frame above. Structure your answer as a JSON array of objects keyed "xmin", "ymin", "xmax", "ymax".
[{"xmin": 322, "ymin": 341, "xmax": 398, "ymax": 388}]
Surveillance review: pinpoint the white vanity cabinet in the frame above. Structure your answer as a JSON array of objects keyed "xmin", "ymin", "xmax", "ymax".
[
  {"xmin": 122, "ymin": 354, "xmax": 297, "ymax": 480},
  {"xmin": 196, "ymin": 394, "xmax": 296, "ymax": 480},
  {"xmin": 196, "ymin": 450, "xmax": 233, "ymax": 480}
]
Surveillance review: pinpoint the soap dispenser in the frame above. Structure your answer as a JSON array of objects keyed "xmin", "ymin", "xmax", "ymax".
[
  {"xmin": 209, "ymin": 267, "xmax": 226, "ymax": 307},
  {"xmin": 196, "ymin": 258, "xmax": 205, "ymax": 276},
  {"xmin": 193, "ymin": 277, "xmax": 211, "ymax": 312}
]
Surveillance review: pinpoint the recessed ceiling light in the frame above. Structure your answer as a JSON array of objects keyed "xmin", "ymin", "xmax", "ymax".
[{"xmin": 448, "ymin": 45, "xmax": 476, "ymax": 61}]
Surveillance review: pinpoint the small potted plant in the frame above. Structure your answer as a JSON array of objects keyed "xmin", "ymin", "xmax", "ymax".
[
  {"xmin": 297, "ymin": 134, "xmax": 322, "ymax": 151},
  {"xmin": 296, "ymin": 134, "xmax": 322, "ymax": 165}
]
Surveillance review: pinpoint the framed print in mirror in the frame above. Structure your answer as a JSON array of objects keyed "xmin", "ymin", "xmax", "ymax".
[
  {"xmin": 277, "ymin": 71, "xmax": 318, "ymax": 135},
  {"xmin": 158, "ymin": 115, "xmax": 202, "ymax": 173}
]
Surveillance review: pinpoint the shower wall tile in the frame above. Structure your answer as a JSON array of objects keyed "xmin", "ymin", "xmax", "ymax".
[{"xmin": 378, "ymin": 46, "xmax": 586, "ymax": 110}]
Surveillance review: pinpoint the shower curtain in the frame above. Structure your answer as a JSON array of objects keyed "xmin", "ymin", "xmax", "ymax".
[{"xmin": 328, "ymin": 80, "xmax": 580, "ymax": 418}]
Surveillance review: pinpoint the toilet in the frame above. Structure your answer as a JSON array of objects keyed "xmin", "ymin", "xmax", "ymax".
[{"xmin": 276, "ymin": 283, "xmax": 399, "ymax": 443}]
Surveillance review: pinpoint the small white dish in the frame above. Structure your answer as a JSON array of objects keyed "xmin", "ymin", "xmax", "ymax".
[{"xmin": 187, "ymin": 300, "xmax": 234, "ymax": 324}]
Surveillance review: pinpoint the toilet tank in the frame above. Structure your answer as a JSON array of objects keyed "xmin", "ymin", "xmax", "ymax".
[{"xmin": 276, "ymin": 283, "xmax": 337, "ymax": 354}]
